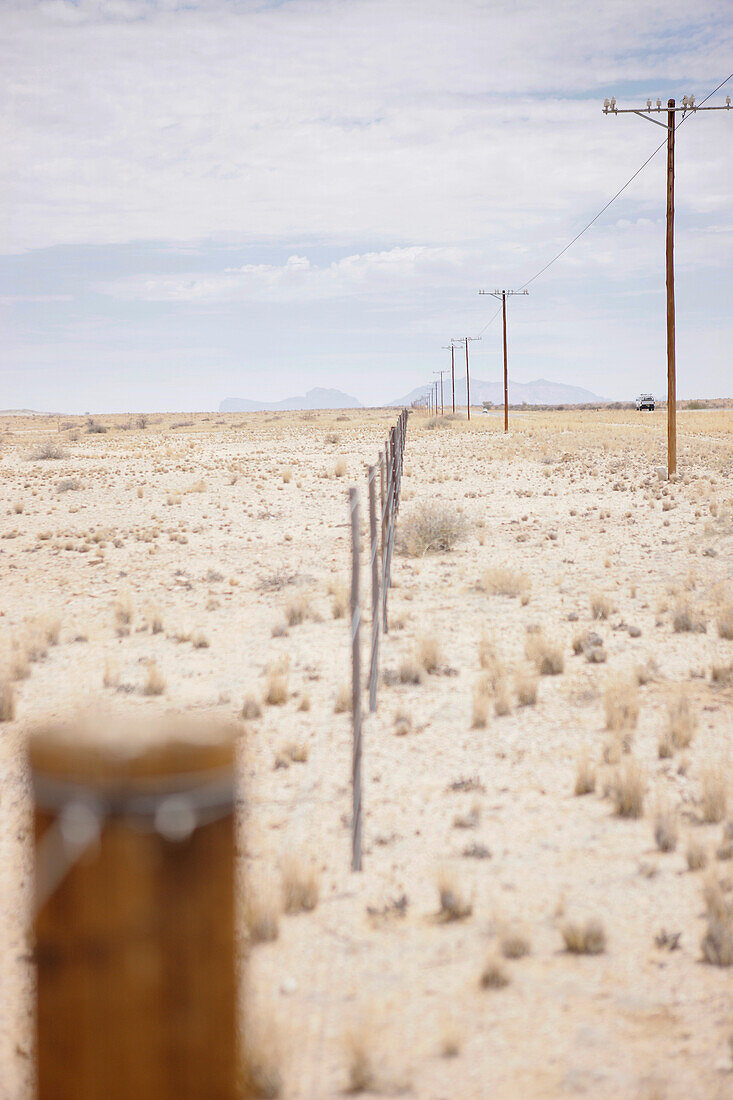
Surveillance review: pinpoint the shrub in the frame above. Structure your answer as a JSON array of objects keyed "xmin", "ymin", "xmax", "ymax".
[
  {"xmin": 482, "ymin": 567, "xmax": 530, "ymax": 599},
  {"xmin": 398, "ymin": 502, "xmax": 467, "ymax": 556},
  {"xmin": 666, "ymin": 689, "xmax": 697, "ymax": 750},
  {"xmin": 31, "ymin": 440, "xmax": 66, "ymax": 461}
]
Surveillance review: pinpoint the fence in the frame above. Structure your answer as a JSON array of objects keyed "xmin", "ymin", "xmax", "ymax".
[{"xmin": 349, "ymin": 409, "xmax": 408, "ymax": 872}]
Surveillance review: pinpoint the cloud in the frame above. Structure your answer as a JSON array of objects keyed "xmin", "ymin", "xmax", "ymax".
[{"xmin": 1, "ymin": 0, "xmax": 731, "ymax": 254}]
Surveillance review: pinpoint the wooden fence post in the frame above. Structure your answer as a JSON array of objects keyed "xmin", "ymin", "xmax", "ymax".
[
  {"xmin": 349, "ymin": 488, "xmax": 363, "ymax": 872},
  {"xmin": 30, "ymin": 718, "xmax": 239, "ymax": 1100},
  {"xmin": 382, "ymin": 444, "xmax": 394, "ymax": 634},
  {"xmin": 367, "ymin": 466, "xmax": 379, "ymax": 713}
]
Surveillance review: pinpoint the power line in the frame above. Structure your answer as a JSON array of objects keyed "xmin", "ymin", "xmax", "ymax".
[{"xmin": 514, "ymin": 71, "xmax": 733, "ymax": 291}]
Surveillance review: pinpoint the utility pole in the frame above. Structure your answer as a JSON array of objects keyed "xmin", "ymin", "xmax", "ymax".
[
  {"xmin": 442, "ymin": 344, "xmax": 459, "ymax": 413},
  {"xmin": 452, "ymin": 336, "xmax": 481, "ymax": 420},
  {"xmin": 479, "ymin": 288, "xmax": 529, "ymax": 432},
  {"xmin": 434, "ymin": 369, "xmax": 448, "ymax": 416},
  {"xmin": 603, "ymin": 91, "xmax": 731, "ymax": 477}
]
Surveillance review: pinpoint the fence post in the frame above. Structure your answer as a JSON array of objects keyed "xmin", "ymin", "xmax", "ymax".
[
  {"xmin": 382, "ymin": 444, "xmax": 393, "ymax": 633},
  {"xmin": 349, "ymin": 488, "xmax": 363, "ymax": 872},
  {"xmin": 30, "ymin": 719, "xmax": 238, "ymax": 1100},
  {"xmin": 367, "ymin": 466, "xmax": 379, "ymax": 713}
]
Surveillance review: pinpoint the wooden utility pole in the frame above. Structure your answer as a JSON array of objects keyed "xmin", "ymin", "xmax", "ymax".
[
  {"xmin": 478, "ymin": 288, "xmax": 528, "ymax": 433},
  {"xmin": 603, "ymin": 90, "xmax": 731, "ymax": 477},
  {"xmin": 665, "ymin": 98, "xmax": 676, "ymax": 477},
  {"xmin": 434, "ymin": 369, "xmax": 448, "ymax": 416},
  {"xmin": 442, "ymin": 344, "xmax": 458, "ymax": 413},
  {"xmin": 452, "ymin": 336, "xmax": 481, "ymax": 420}
]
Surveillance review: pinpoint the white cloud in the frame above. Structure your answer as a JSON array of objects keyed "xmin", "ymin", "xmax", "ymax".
[{"xmin": 1, "ymin": 0, "xmax": 731, "ymax": 253}]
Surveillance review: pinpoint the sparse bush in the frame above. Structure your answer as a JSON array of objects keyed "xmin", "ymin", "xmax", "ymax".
[
  {"xmin": 398, "ymin": 502, "xmax": 467, "ymax": 556},
  {"xmin": 561, "ymin": 917, "xmax": 606, "ymax": 955},
  {"xmin": 525, "ymin": 631, "xmax": 564, "ymax": 676},
  {"xmin": 324, "ymin": 432, "xmax": 340, "ymax": 445},
  {"xmin": 86, "ymin": 417, "xmax": 107, "ymax": 434},
  {"xmin": 57, "ymin": 477, "xmax": 80, "ymax": 492},
  {"xmin": 611, "ymin": 757, "xmax": 645, "ymax": 818},
  {"xmin": 31, "ymin": 439, "xmax": 66, "ymax": 461},
  {"xmin": 281, "ymin": 855, "xmax": 319, "ymax": 914},
  {"xmin": 604, "ymin": 675, "xmax": 639, "ymax": 731}
]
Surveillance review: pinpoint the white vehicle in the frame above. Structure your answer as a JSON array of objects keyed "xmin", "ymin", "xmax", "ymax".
[{"xmin": 635, "ymin": 393, "xmax": 655, "ymax": 411}]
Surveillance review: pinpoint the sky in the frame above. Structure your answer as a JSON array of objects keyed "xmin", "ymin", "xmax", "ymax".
[{"xmin": 1, "ymin": 0, "xmax": 731, "ymax": 412}]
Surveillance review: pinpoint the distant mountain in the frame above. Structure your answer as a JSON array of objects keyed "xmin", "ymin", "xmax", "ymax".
[
  {"xmin": 220, "ymin": 387, "xmax": 362, "ymax": 412},
  {"xmin": 390, "ymin": 377, "xmax": 607, "ymax": 407}
]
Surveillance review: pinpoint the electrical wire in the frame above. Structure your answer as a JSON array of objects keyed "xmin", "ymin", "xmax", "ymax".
[{"xmin": 514, "ymin": 71, "xmax": 733, "ymax": 292}]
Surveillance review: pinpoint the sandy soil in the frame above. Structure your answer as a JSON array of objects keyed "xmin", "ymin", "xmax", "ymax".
[{"xmin": 1, "ymin": 407, "xmax": 732, "ymax": 1099}]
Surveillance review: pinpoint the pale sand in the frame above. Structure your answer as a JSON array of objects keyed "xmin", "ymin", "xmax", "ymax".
[{"xmin": 1, "ymin": 407, "xmax": 732, "ymax": 1098}]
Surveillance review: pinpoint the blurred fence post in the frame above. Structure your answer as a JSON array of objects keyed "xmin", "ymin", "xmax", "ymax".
[
  {"xmin": 349, "ymin": 488, "xmax": 363, "ymax": 872},
  {"xmin": 30, "ymin": 721, "xmax": 238, "ymax": 1100}
]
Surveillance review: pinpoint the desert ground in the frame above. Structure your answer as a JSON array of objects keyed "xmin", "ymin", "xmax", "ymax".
[{"xmin": 1, "ymin": 405, "xmax": 732, "ymax": 1099}]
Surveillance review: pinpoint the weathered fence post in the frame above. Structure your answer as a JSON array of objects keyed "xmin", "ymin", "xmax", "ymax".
[
  {"xmin": 367, "ymin": 465, "xmax": 379, "ymax": 713},
  {"xmin": 30, "ymin": 717, "xmax": 239, "ymax": 1100},
  {"xmin": 382, "ymin": 443, "xmax": 394, "ymax": 633},
  {"xmin": 349, "ymin": 488, "xmax": 363, "ymax": 872}
]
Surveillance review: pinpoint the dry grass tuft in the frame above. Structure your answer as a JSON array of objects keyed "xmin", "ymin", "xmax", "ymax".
[
  {"xmin": 525, "ymin": 631, "xmax": 564, "ymax": 676},
  {"xmin": 611, "ymin": 756, "xmax": 645, "ymax": 818},
  {"xmin": 471, "ymin": 675, "xmax": 491, "ymax": 728},
  {"xmin": 515, "ymin": 670, "xmax": 538, "ymax": 707},
  {"xmin": 103, "ymin": 660, "xmax": 119, "ymax": 689},
  {"xmin": 500, "ymin": 927, "xmax": 531, "ymax": 959},
  {"xmin": 438, "ymin": 1017, "xmax": 462, "ymax": 1058},
  {"xmin": 574, "ymin": 749, "xmax": 596, "ymax": 796},
  {"xmin": 143, "ymin": 662, "xmax": 166, "ymax": 696},
  {"xmin": 114, "ymin": 593, "xmax": 134, "ymax": 628},
  {"xmin": 281, "ymin": 855, "xmax": 320, "ymax": 914},
  {"xmin": 700, "ymin": 763, "xmax": 728, "ymax": 823},
  {"xmin": 700, "ymin": 876, "xmax": 733, "ymax": 967},
  {"xmin": 562, "ymin": 917, "xmax": 606, "ymax": 955},
  {"xmin": 686, "ymin": 838, "xmax": 708, "ymax": 872},
  {"xmin": 398, "ymin": 501, "xmax": 467, "ymax": 556},
  {"xmin": 417, "ymin": 635, "xmax": 441, "ymax": 674},
  {"xmin": 590, "ymin": 592, "xmax": 612, "ymax": 620},
  {"xmin": 603, "ymin": 674, "xmax": 639, "ymax": 731},
  {"xmin": 335, "ymin": 683, "xmax": 352, "ymax": 712},
  {"xmin": 344, "ymin": 1025, "xmax": 376, "ymax": 1094},
  {"xmin": 264, "ymin": 670, "xmax": 289, "ymax": 707},
  {"xmin": 666, "ymin": 689, "xmax": 697, "ymax": 750},
  {"xmin": 653, "ymin": 803, "xmax": 678, "ymax": 852},
  {"xmin": 285, "ymin": 593, "xmax": 310, "ymax": 626},
  {"xmin": 242, "ymin": 694, "xmax": 263, "ymax": 720},
  {"xmin": 330, "ymin": 583, "xmax": 348, "ymax": 620},
  {"xmin": 436, "ymin": 869, "xmax": 472, "ymax": 921},
  {"xmin": 243, "ymin": 1024, "xmax": 283, "ymax": 1099},
  {"xmin": 483, "ymin": 567, "xmax": 530, "ymax": 600},
  {"xmin": 398, "ymin": 654, "xmax": 423, "ymax": 686},
  {"xmin": 672, "ymin": 598, "xmax": 706, "ymax": 634},
  {"xmin": 479, "ymin": 954, "xmax": 510, "ymax": 989},
  {"xmin": 334, "ymin": 459, "xmax": 348, "ymax": 478},
  {"xmin": 716, "ymin": 603, "xmax": 733, "ymax": 640},
  {"xmin": 0, "ymin": 678, "xmax": 16, "ymax": 722},
  {"xmin": 245, "ymin": 892, "xmax": 280, "ymax": 945},
  {"xmin": 493, "ymin": 677, "xmax": 512, "ymax": 716}
]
